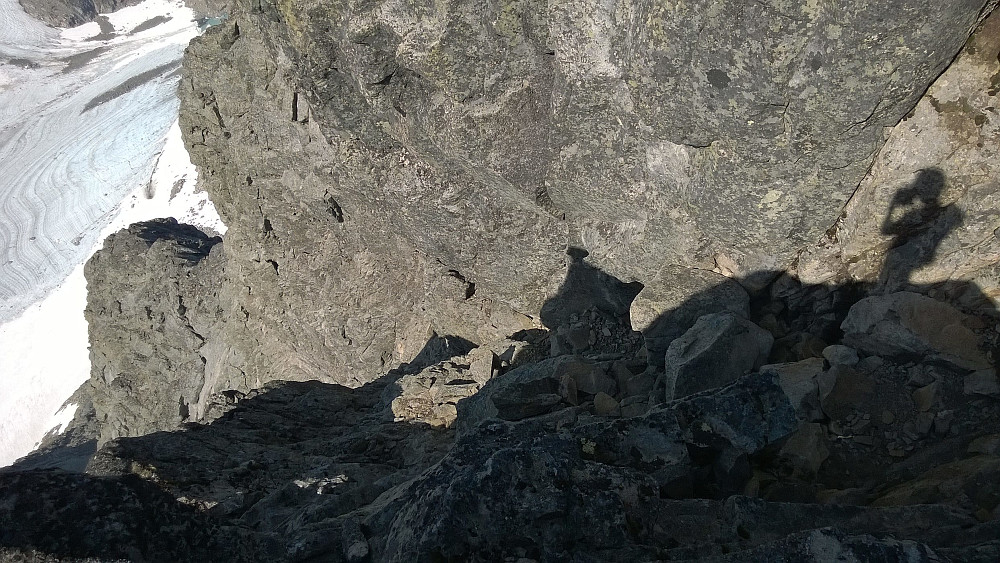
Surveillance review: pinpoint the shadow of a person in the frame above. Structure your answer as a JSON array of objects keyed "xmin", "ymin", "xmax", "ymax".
[
  {"xmin": 538, "ymin": 246, "xmax": 644, "ymax": 357},
  {"xmin": 879, "ymin": 168, "xmax": 964, "ymax": 292},
  {"xmin": 538, "ymin": 247, "xmax": 643, "ymax": 331}
]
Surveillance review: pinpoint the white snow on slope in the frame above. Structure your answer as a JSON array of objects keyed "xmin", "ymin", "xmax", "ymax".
[
  {"xmin": 0, "ymin": 0, "xmax": 199, "ymax": 322},
  {"xmin": 0, "ymin": 119, "xmax": 224, "ymax": 467},
  {"xmin": 0, "ymin": 0, "xmax": 226, "ymax": 466}
]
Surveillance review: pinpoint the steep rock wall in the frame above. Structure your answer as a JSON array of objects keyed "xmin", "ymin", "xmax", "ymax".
[
  {"xmin": 84, "ymin": 219, "xmax": 224, "ymax": 443},
  {"xmin": 177, "ymin": 0, "xmax": 994, "ymax": 385}
]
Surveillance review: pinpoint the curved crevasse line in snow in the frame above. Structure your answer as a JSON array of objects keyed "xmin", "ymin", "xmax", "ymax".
[
  {"xmin": 0, "ymin": 0, "xmax": 226, "ymax": 466},
  {"xmin": 0, "ymin": 0, "xmax": 198, "ymax": 322}
]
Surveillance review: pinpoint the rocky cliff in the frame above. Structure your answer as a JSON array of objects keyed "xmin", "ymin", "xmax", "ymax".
[
  {"xmin": 168, "ymin": 0, "xmax": 1000, "ymax": 390},
  {"xmin": 18, "ymin": 0, "xmax": 142, "ymax": 27},
  {"xmin": 3, "ymin": 0, "xmax": 1000, "ymax": 561}
]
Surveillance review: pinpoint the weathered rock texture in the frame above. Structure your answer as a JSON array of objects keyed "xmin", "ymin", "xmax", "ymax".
[
  {"xmin": 18, "ymin": 0, "xmax": 141, "ymax": 27},
  {"xmin": 84, "ymin": 219, "xmax": 224, "ymax": 444},
  {"xmin": 175, "ymin": 0, "xmax": 997, "ymax": 390},
  {"xmin": 799, "ymin": 8, "xmax": 1000, "ymax": 303},
  {"xmin": 5, "ymin": 1, "xmax": 1000, "ymax": 562}
]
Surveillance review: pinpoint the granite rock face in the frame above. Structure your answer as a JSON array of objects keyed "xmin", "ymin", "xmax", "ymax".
[
  {"xmin": 798, "ymin": 8, "xmax": 1000, "ymax": 305},
  {"xmin": 175, "ymin": 0, "xmax": 994, "ymax": 389},
  {"xmin": 6, "ymin": 1, "xmax": 1000, "ymax": 561},
  {"xmin": 84, "ymin": 219, "xmax": 224, "ymax": 445}
]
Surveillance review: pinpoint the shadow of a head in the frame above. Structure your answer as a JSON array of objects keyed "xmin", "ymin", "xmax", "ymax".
[
  {"xmin": 538, "ymin": 247, "xmax": 643, "ymax": 331},
  {"xmin": 880, "ymin": 167, "xmax": 964, "ymax": 290}
]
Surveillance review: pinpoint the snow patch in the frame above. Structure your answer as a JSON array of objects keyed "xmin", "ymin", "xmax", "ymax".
[
  {"xmin": 0, "ymin": 119, "xmax": 224, "ymax": 467},
  {"xmin": 105, "ymin": 0, "xmax": 191, "ymax": 35},
  {"xmin": 48, "ymin": 403, "xmax": 79, "ymax": 437},
  {"xmin": 60, "ymin": 22, "xmax": 101, "ymax": 42}
]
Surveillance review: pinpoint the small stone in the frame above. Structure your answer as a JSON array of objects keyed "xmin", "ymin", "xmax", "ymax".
[
  {"xmin": 341, "ymin": 518, "xmax": 369, "ymax": 562},
  {"xmin": 619, "ymin": 395, "xmax": 648, "ymax": 418},
  {"xmin": 559, "ymin": 374, "xmax": 579, "ymax": 405},
  {"xmin": 856, "ymin": 355, "xmax": 884, "ymax": 373},
  {"xmin": 906, "ymin": 365, "xmax": 936, "ymax": 387},
  {"xmin": 912, "ymin": 383, "xmax": 938, "ymax": 412},
  {"xmin": 853, "ymin": 435, "xmax": 875, "ymax": 446},
  {"xmin": 779, "ymin": 423, "xmax": 830, "ymax": 474},
  {"xmin": 968, "ymin": 434, "xmax": 1000, "ymax": 455},
  {"xmin": 602, "ymin": 327, "xmax": 612, "ymax": 337},
  {"xmin": 610, "ymin": 361, "xmax": 633, "ymax": 387},
  {"xmin": 853, "ymin": 419, "xmax": 871, "ymax": 433},
  {"xmin": 914, "ymin": 412, "xmax": 934, "ymax": 436},
  {"xmin": 828, "ymin": 420, "xmax": 847, "ymax": 436},
  {"xmin": 881, "ymin": 410, "xmax": 895, "ymax": 425},
  {"xmin": 820, "ymin": 366, "xmax": 873, "ymax": 420},
  {"xmin": 593, "ymin": 392, "xmax": 620, "ymax": 416},
  {"xmin": 557, "ymin": 357, "xmax": 616, "ymax": 396},
  {"xmin": 566, "ymin": 325, "xmax": 591, "ymax": 351},
  {"xmin": 888, "ymin": 447, "xmax": 906, "ymax": 458},
  {"xmin": 822, "ymin": 345, "xmax": 860, "ymax": 366},
  {"xmin": 622, "ymin": 373, "xmax": 654, "ymax": 398},
  {"xmin": 762, "ymin": 358, "xmax": 825, "ymax": 421},
  {"xmin": 793, "ymin": 334, "xmax": 827, "ymax": 360},
  {"xmin": 964, "ymin": 369, "xmax": 1000, "ymax": 396},
  {"xmin": 469, "ymin": 349, "xmax": 498, "ymax": 384},
  {"xmin": 934, "ymin": 410, "xmax": 954, "ymax": 436},
  {"xmin": 758, "ymin": 313, "xmax": 786, "ymax": 338}
]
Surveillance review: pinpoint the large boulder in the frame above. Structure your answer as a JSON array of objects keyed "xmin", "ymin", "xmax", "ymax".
[
  {"xmin": 661, "ymin": 313, "xmax": 773, "ymax": 402},
  {"xmin": 630, "ymin": 265, "xmax": 750, "ymax": 367},
  {"xmin": 841, "ymin": 291, "xmax": 990, "ymax": 370}
]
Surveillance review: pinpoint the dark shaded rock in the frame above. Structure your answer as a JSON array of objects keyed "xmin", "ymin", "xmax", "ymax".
[
  {"xmin": 696, "ymin": 527, "xmax": 943, "ymax": 563},
  {"xmin": 965, "ymin": 369, "xmax": 1000, "ymax": 396},
  {"xmin": 820, "ymin": 366, "xmax": 875, "ymax": 421},
  {"xmin": 873, "ymin": 455, "xmax": 1000, "ymax": 514},
  {"xmin": 760, "ymin": 358, "xmax": 825, "ymax": 421},
  {"xmin": 842, "ymin": 292, "xmax": 991, "ymax": 370},
  {"xmin": 369, "ymin": 372, "xmax": 797, "ymax": 561},
  {"xmin": 0, "ymin": 470, "xmax": 266, "ymax": 560},
  {"xmin": 661, "ymin": 313, "xmax": 773, "ymax": 402}
]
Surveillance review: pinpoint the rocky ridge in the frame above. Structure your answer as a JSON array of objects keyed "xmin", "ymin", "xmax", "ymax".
[
  {"xmin": 5, "ymin": 214, "xmax": 1000, "ymax": 560},
  {"xmin": 166, "ymin": 0, "xmax": 1000, "ymax": 390},
  {"xmin": 2, "ymin": 0, "xmax": 1000, "ymax": 561}
]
